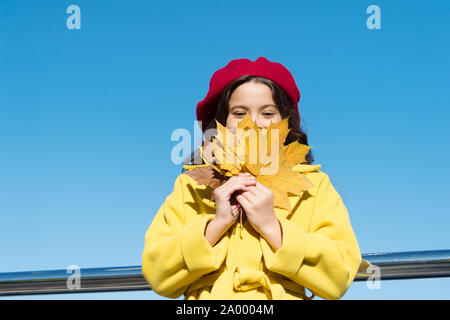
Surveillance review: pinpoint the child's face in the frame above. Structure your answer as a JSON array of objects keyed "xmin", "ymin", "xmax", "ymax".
[{"xmin": 226, "ymin": 81, "xmax": 282, "ymax": 130}]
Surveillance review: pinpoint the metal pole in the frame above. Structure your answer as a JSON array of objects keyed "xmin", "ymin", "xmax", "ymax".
[
  {"xmin": 354, "ymin": 249, "xmax": 450, "ymax": 281},
  {"xmin": 1, "ymin": 249, "xmax": 450, "ymax": 296}
]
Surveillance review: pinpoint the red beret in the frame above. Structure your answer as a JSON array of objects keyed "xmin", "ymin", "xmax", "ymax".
[{"xmin": 196, "ymin": 56, "xmax": 301, "ymax": 132}]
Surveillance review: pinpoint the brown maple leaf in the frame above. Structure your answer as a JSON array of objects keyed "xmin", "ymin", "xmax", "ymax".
[{"xmin": 183, "ymin": 166, "xmax": 228, "ymax": 201}]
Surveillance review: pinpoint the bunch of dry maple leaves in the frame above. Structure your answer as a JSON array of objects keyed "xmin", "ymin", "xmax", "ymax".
[{"xmin": 184, "ymin": 113, "xmax": 314, "ymax": 219}]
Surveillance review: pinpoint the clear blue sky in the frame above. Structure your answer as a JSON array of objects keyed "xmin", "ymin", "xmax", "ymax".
[{"xmin": 1, "ymin": 0, "xmax": 449, "ymax": 300}]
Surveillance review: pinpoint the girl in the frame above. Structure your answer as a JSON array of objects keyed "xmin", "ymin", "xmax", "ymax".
[{"xmin": 142, "ymin": 57, "xmax": 362, "ymax": 300}]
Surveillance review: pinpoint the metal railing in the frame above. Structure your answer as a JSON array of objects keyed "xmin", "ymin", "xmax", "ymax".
[{"xmin": 1, "ymin": 249, "xmax": 450, "ymax": 296}]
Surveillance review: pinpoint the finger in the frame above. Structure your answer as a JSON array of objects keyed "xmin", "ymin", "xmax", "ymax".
[
  {"xmin": 238, "ymin": 172, "xmax": 251, "ymax": 176},
  {"xmin": 231, "ymin": 203, "xmax": 240, "ymax": 217},
  {"xmin": 227, "ymin": 179, "xmax": 257, "ymax": 192},
  {"xmin": 221, "ymin": 181, "xmax": 251, "ymax": 199},
  {"xmin": 239, "ymin": 190, "xmax": 257, "ymax": 203},
  {"xmin": 244, "ymin": 185, "xmax": 260, "ymax": 196},
  {"xmin": 236, "ymin": 175, "xmax": 256, "ymax": 182},
  {"xmin": 245, "ymin": 183, "xmax": 268, "ymax": 199},
  {"xmin": 255, "ymin": 181, "xmax": 271, "ymax": 195},
  {"xmin": 225, "ymin": 177, "xmax": 256, "ymax": 189},
  {"xmin": 235, "ymin": 192, "xmax": 252, "ymax": 211},
  {"xmin": 235, "ymin": 173, "xmax": 255, "ymax": 180},
  {"xmin": 217, "ymin": 176, "xmax": 254, "ymax": 193},
  {"xmin": 228, "ymin": 174, "xmax": 255, "ymax": 183}
]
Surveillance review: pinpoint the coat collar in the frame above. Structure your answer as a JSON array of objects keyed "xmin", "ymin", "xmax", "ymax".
[{"xmin": 183, "ymin": 163, "xmax": 322, "ymax": 219}]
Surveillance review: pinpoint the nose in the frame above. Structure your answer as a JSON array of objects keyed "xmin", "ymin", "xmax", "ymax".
[{"xmin": 253, "ymin": 115, "xmax": 267, "ymax": 129}]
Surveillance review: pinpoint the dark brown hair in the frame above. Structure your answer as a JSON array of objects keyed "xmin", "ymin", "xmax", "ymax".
[{"xmin": 184, "ymin": 75, "xmax": 314, "ymax": 167}]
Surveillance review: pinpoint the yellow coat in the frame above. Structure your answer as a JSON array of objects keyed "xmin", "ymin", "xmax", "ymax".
[{"xmin": 142, "ymin": 163, "xmax": 362, "ymax": 300}]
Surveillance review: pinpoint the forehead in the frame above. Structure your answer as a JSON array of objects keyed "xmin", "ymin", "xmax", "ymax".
[{"xmin": 229, "ymin": 81, "xmax": 274, "ymax": 104}]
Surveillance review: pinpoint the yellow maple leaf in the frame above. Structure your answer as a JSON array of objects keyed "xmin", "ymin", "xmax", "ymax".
[{"xmin": 199, "ymin": 114, "xmax": 314, "ymax": 212}]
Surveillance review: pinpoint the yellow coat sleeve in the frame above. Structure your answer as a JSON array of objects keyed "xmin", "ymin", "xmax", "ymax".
[
  {"xmin": 142, "ymin": 174, "xmax": 229, "ymax": 299},
  {"xmin": 260, "ymin": 172, "xmax": 362, "ymax": 300}
]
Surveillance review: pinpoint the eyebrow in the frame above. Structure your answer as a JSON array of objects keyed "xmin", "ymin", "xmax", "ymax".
[{"xmin": 230, "ymin": 104, "xmax": 277, "ymax": 111}]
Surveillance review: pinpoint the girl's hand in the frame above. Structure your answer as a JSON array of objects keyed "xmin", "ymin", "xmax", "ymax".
[
  {"xmin": 213, "ymin": 173, "xmax": 256, "ymax": 228},
  {"xmin": 235, "ymin": 181, "xmax": 281, "ymax": 239}
]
